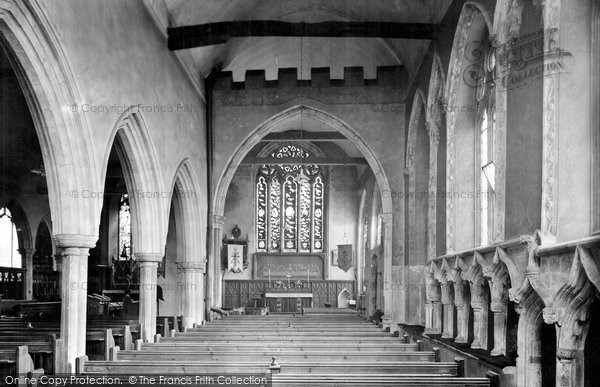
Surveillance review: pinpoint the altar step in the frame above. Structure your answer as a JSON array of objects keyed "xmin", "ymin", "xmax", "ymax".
[{"xmin": 303, "ymin": 307, "xmax": 357, "ymax": 315}]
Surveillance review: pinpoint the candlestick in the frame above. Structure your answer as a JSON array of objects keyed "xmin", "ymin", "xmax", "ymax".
[{"xmin": 307, "ymin": 268, "xmax": 310, "ymax": 283}]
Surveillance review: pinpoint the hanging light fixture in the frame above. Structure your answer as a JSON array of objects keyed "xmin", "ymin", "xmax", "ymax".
[{"xmin": 294, "ymin": 35, "xmax": 310, "ymax": 185}]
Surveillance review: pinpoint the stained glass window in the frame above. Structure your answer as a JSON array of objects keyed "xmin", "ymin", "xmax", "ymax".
[
  {"xmin": 118, "ymin": 194, "xmax": 132, "ymax": 260},
  {"xmin": 0, "ymin": 208, "xmax": 21, "ymax": 268},
  {"xmin": 256, "ymin": 144, "xmax": 326, "ymax": 253}
]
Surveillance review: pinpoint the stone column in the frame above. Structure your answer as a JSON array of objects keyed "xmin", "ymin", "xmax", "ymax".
[
  {"xmin": 424, "ymin": 267, "xmax": 442, "ymax": 335},
  {"xmin": 380, "ymin": 213, "xmax": 393, "ymax": 330},
  {"xmin": 513, "ymin": 286, "xmax": 543, "ymax": 387},
  {"xmin": 452, "ymin": 267, "xmax": 471, "ymax": 344},
  {"xmin": 55, "ymin": 253, "xmax": 63, "ymax": 297},
  {"xmin": 53, "ymin": 234, "xmax": 96, "ymax": 373},
  {"xmin": 440, "ymin": 281, "xmax": 455, "ymax": 339},
  {"xmin": 469, "ymin": 283, "xmax": 489, "ymax": 350},
  {"xmin": 20, "ymin": 248, "xmax": 35, "ymax": 300},
  {"xmin": 207, "ymin": 215, "xmax": 224, "ymax": 321},
  {"xmin": 489, "ymin": 300, "xmax": 508, "ymax": 356},
  {"xmin": 137, "ymin": 253, "xmax": 162, "ymax": 342},
  {"xmin": 179, "ymin": 261, "xmax": 206, "ymax": 328}
]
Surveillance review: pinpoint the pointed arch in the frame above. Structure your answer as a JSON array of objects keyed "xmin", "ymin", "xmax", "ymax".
[
  {"xmin": 406, "ymin": 89, "xmax": 427, "ymax": 263},
  {"xmin": 168, "ymin": 158, "xmax": 204, "ymax": 266},
  {"xmin": 0, "ymin": 0, "xmax": 99, "ymax": 238},
  {"xmin": 4, "ymin": 199, "xmax": 32, "ymax": 251},
  {"xmin": 210, "ymin": 104, "xmax": 394, "ymax": 315},
  {"xmin": 444, "ymin": 3, "xmax": 492, "ymax": 252},
  {"xmin": 101, "ymin": 107, "xmax": 167, "ymax": 255}
]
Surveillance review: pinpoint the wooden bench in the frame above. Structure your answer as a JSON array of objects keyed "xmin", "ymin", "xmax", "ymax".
[
  {"xmin": 78, "ymin": 358, "xmax": 462, "ymax": 375},
  {"xmin": 0, "ymin": 346, "xmax": 43, "ymax": 377}
]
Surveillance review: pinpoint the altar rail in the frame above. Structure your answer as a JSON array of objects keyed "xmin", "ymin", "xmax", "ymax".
[{"xmin": 223, "ymin": 280, "xmax": 355, "ymax": 309}]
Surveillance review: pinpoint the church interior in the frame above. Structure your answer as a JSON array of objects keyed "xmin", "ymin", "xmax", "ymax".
[{"xmin": 0, "ymin": 0, "xmax": 599, "ymax": 386}]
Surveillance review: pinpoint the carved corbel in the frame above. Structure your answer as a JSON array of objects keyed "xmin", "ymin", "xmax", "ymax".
[
  {"xmin": 424, "ymin": 262, "xmax": 443, "ymax": 335},
  {"xmin": 467, "ymin": 255, "xmax": 489, "ymax": 350},
  {"xmin": 530, "ymin": 246, "xmax": 596, "ymax": 387}
]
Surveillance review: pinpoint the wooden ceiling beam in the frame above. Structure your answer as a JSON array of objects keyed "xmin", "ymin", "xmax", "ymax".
[
  {"xmin": 168, "ymin": 20, "xmax": 437, "ymax": 50},
  {"xmin": 259, "ymin": 132, "xmax": 348, "ymax": 142},
  {"xmin": 241, "ymin": 157, "xmax": 367, "ymax": 166}
]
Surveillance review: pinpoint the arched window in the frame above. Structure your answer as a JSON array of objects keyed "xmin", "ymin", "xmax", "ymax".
[
  {"xmin": 477, "ymin": 46, "xmax": 496, "ymax": 245},
  {"xmin": 0, "ymin": 208, "xmax": 21, "ymax": 268},
  {"xmin": 118, "ymin": 194, "xmax": 132, "ymax": 260},
  {"xmin": 256, "ymin": 144, "xmax": 325, "ymax": 253}
]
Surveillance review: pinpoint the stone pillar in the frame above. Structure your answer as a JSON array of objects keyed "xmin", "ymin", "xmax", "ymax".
[
  {"xmin": 207, "ymin": 215, "xmax": 224, "ymax": 321},
  {"xmin": 513, "ymin": 286, "xmax": 543, "ymax": 387},
  {"xmin": 470, "ymin": 284, "xmax": 489, "ymax": 350},
  {"xmin": 53, "ymin": 234, "xmax": 96, "ymax": 373},
  {"xmin": 424, "ymin": 267, "xmax": 442, "ymax": 335},
  {"xmin": 452, "ymin": 268, "xmax": 471, "ymax": 344},
  {"xmin": 380, "ymin": 213, "xmax": 393, "ymax": 329},
  {"xmin": 440, "ymin": 281, "xmax": 455, "ymax": 339},
  {"xmin": 137, "ymin": 253, "xmax": 162, "ymax": 342},
  {"xmin": 179, "ymin": 261, "xmax": 206, "ymax": 328},
  {"xmin": 20, "ymin": 248, "xmax": 35, "ymax": 300},
  {"xmin": 489, "ymin": 300, "xmax": 508, "ymax": 356},
  {"xmin": 54, "ymin": 253, "xmax": 62, "ymax": 295}
]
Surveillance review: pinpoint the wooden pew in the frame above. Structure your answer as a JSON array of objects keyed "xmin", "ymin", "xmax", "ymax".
[
  {"xmin": 114, "ymin": 349, "xmax": 437, "ymax": 362},
  {"xmin": 0, "ymin": 346, "xmax": 43, "ymax": 377},
  {"xmin": 0, "ymin": 339, "xmax": 64, "ymax": 375},
  {"xmin": 78, "ymin": 358, "xmax": 461, "ymax": 375}
]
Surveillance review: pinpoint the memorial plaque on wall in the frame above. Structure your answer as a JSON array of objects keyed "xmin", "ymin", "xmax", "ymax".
[{"xmin": 337, "ymin": 244, "xmax": 353, "ymax": 272}]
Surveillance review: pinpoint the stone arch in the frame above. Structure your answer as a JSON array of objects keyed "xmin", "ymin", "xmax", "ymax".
[
  {"xmin": 406, "ymin": 89, "xmax": 427, "ymax": 263},
  {"xmin": 209, "ymin": 104, "xmax": 394, "ymax": 315},
  {"xmin": 444, "ymin": 3, "xmax": 491, "ymax": 252},
  {"xmin": 0, "ymin": 0, "xmax": 99, "ymax": 238},
  {"xmin": 213, "ymin": 105, "xmax": 392, "ymax": 217},
  {"xmin": 167, "ymin": 158, "xmax": 204, "ymax": 266},
  {"xmin": 101, "ymin": 107, "xmax": 167, "ymax": 255},
  {"xmin": 165, "ymin": 159, "xmax": 205, "ymax": 326},
  {"xmin": 4, "ymin": 199, "xmax": 33, "ymax": 250}
]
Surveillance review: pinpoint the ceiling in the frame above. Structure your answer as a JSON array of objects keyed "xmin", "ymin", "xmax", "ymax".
[{"xmin": 149, "ymin": 0, "xmax": 452, "ymax": 84}]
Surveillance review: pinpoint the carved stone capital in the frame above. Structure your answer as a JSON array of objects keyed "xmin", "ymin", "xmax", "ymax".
[{"xmin": 136, "ymin": 253, "xmax": 164, "ymax": 263}]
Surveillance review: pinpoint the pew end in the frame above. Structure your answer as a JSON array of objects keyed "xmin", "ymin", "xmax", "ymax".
[
  {"xmin": 124, "ymin": 325, "xmax": 133, "ymax": 350},
  {"xmin": 104, "ymin": 329, "xmax": 115, "ymax": 361},
  {"xmin": 109, "ymin": 346, "xmax": 120, "ymax": 361},
  {"xmin": 454, "ymin": 357, "xmax": 465, "ymax": 377},
  {"xmin": 268, "ymin": 356, "xmax": 281, "ymax": 374},
  {"xmin": 75, "ymin": 355, "xmax": 88, "ymax": 375},
  {"xmin": 485, "ymin": 371, "xmax": 500, "ymax": 387},
  {"xmin": 432, "ymin": 347, "xmax": 440, "ymax": 362}
]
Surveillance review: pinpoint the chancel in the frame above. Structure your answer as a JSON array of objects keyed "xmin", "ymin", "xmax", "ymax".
[{"xmin": 0, "ymin": 0, "xmax": 598, "ymax": 386}]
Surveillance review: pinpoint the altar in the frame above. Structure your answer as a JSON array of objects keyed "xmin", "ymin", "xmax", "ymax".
[{"xmin": 263, "ymin": 291, "xmax": 313, "ymax": 313}]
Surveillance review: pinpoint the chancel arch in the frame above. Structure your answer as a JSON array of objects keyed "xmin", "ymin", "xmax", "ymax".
[{"xmin": 211, "ymin": 104, "xmax": 393, "ymax": 319}]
